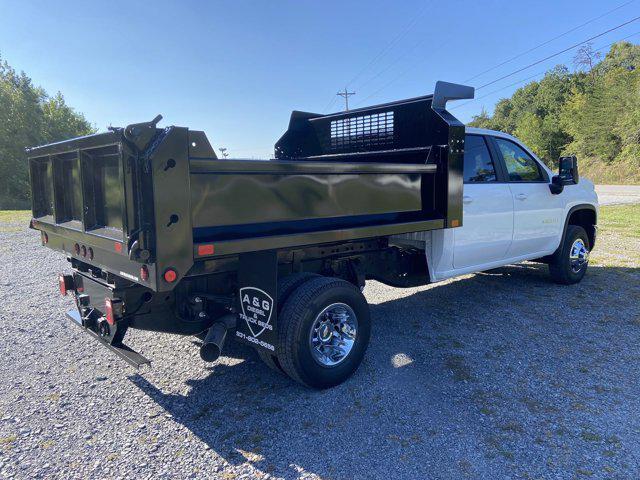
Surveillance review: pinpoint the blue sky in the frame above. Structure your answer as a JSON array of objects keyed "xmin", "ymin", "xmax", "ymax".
[{"xmin": 1, "ymin": 0, "xmax": 638, "ymax": 158}]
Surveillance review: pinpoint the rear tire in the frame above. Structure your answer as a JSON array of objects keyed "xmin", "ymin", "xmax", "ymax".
[
  {"xmin": 276, "ymin": 276, "xmax": 371, "ymax": 389},
  {"xmin": 549, "ymin": 225, "xmax": 590, "ymax": 285},
  {"xmin": 256, "ymin": 272, "xmax": 319, "ymax": 374}
]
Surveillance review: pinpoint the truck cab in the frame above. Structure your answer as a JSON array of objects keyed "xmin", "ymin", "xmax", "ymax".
[{"xmin": 395, "ymin": 128, "xmax": 598, "ymax": 283}]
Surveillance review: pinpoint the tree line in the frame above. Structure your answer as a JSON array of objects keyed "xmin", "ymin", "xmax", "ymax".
[
  {"xmin": 470, "ymin": 41, "xmax": 640, "ymax": 184},
  {"xmin": 0, "ymin": 54, "xmax": 94, "ymax": 209}
]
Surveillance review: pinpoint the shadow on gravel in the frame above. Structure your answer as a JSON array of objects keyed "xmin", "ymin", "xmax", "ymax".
[{"xmin": 130, "ymin": 262, "xmax": 640, "ymax": 479}]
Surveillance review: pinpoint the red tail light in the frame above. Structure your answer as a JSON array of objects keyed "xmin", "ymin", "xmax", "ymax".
[
  {"xmin": 58, "ymin": 274, "xmax": 74, "ymax": 296},
  {"xmin": 105, "ymin": 298, "xmax": 115, "ymax": 325}
]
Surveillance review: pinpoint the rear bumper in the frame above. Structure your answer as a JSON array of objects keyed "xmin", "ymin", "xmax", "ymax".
[{"xmin": 66, "ymin": 309, "xmax": 150, "ymax": 368}]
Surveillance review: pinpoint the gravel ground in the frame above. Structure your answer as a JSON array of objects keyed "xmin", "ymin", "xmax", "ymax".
[{"xmin": 1, "ymin": 213, "xmax": 639, "ymax": 480}]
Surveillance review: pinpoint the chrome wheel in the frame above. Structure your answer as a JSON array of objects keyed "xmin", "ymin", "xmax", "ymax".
[
  {"xmin": 309, "ymin": 303, "xmax": 358, "ymax": 367},
  {"xmin": 569, "ymin": 238, "xmax": 589, "ymax": 273}
]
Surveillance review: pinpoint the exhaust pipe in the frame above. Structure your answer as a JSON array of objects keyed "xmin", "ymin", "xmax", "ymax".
[{"xmin": 199, "ymin": 322, "xmax": 228, "ymax": 362}]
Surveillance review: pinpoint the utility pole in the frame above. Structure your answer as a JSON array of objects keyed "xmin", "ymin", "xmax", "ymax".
[
  {"xmin": 337, "ymin": 88, "xmax": 356, "ymax": 111},
  {"xmin": 218, "ymin": 147, "xmax": 228, "ymax": 158}
]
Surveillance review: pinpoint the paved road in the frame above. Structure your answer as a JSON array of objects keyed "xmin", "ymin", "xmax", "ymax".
[
  {"xmin": 595, "ymin": 185, "xmax": 640, "ymax": 206},
  {"xmin": 1, "ymin": 213, "xmax": 639, "ymax": 479}
]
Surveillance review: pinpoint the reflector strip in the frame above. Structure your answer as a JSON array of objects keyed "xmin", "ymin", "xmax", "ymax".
[
  {"xmin": 197, "ymin": 244, "xmax": 215, "ymax": 256},
  {"xmin": 105, "ymin": 298, "xmax": 115, "ymax": 325}
]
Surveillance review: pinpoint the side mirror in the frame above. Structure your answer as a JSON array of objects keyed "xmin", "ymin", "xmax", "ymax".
[
  {"xmin": 559, "ymin": 155, "xmax": 579, "ymax": 184},
  {"xmin": 549, "ymin": 175, "xmax": 564, "ymax": 195}
]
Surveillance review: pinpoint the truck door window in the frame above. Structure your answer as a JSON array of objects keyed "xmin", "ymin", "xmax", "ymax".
[
  {"xmin": 495, "ymin": 138, "xmax": 544, "ymax": 182},
  {"xmin": 463, "ymin": 135, "xmax": 496, "ymax": 183}
]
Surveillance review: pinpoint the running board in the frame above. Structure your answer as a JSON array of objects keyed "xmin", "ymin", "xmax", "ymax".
[{"xmin": 66, "ymin": 310, "xmax": 151, "ymax": 368}]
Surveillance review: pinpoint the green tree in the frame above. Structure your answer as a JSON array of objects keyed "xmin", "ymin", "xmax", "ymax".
[
  {"xmin": 0, "ymin": 55, "xmax": 94, "ymax": 209},
  {"xmin": 469, "ymin": 41, "xmax": 640, "ymax": 183}
]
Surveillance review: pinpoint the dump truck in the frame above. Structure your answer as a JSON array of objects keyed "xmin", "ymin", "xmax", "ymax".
[{"xmin": 27, "ymin": 81, "xmax": 597, "ymax": 388}]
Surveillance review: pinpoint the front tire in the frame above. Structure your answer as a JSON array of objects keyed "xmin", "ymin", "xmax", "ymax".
[
  {"xmin": 277, "ymin": 277, "xmax": 371, "ymax": 389},
  {"xmin": 549, "ymin": 225, "xmax": 590, "ymax": 285}
]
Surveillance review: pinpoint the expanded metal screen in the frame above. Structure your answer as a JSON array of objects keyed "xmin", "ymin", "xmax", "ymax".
[
  {"xmin": 327, "ymin": 110, "xmax": 395, "ymax": 152},
  {"xmin": 275, "ymin": 95, "xmax": 440, "ymax": 159}
]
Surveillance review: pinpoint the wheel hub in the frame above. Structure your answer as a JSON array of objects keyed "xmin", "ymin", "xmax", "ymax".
[
  {"xmin": 318, "ymin": 322, "xmax": 333, "ymax": 342},
  {"xmin": 309, "ymin": 303, "xmax": 358, "ymax": 367},
  {"xmin": 569, "ymin": 238, "xmax": 589, "ymax": 273}
]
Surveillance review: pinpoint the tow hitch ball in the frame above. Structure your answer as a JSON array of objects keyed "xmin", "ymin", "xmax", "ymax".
[{"xmin": 200, "ymin": 314, "xmax": 236, "ymax": 362}]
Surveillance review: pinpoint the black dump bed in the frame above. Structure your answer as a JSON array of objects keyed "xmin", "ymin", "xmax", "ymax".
[{"xmin": 27, "ymin": 81, "xmax": 473, "ymax": 292}]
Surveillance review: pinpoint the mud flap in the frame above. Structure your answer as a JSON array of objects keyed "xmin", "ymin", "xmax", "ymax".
[
  {"xmin": 234, "ymin": 250, "xmax": 278, "ymax": 353},
  {"xmin": 66, "ymin": 310, "xmax": 151, "ymax": 368}
]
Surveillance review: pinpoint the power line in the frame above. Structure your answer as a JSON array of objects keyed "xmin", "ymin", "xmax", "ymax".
[
  {"xmin": 320, "ymin": 1, "xmax": 431, "ymax": 112},
  {"xmin": 476, "ymin": 15, "xmax": 640, "ymax": 90},
  {"xmin": 354, "ymin": 35, "xmax": 452, "ymax": 96},
  {"xmin": 451, "ymin": 70, "xmax": 548, "ymax": 111},
  {"xmin": 451, "ymin": 31, "xmax": 640, "ymax": 112},
  {"xmin": 353, "ymin": 2, "xmax": 638, "ymax": 109},
  {"xmin": 345, "ymin": 1, "xmax": 432, "ymax": 89},
  {"xmin": 322, "ymin": 95, "xmax": 340, "ymax": 113},
  {"xmin": 354, "ymin": 65, "xmax": 414, "ymax": 107},
  {"xmin": 464, "ymin": 0, "xmax": 637, "ymax": 83}
]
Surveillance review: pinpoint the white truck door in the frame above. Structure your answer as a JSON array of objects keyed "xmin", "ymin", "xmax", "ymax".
[
  {"xmin": 493, "ymin": 137, "xmax": 563, "ymax": 257},
  {"xmin": 453, "ymin": 135, "xmax": 513, "ymax": 269}
]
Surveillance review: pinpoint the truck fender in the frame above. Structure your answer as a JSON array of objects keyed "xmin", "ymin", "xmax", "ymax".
[{"xmin": 553, "ymin": 204, "xmax": 598, "ymax": 258}]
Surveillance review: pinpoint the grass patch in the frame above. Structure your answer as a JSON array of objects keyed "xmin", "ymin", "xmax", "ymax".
[
  {"xmin": 581, "ymin": 430, "xmax": 602, "ymax": 442},
  {"xmin": 0, "ymin": 210, "xmax": 31, "ymax": 233},
  {"xmin": 0, "ymin": 435, "xmax": 17, "ymax": 444},
  {"xmin": 581, "ymin": 157, "xmax": 640, "ymax": 185},
  {"xmin": 598, "ymin": 204, "xmax": 640, "ymax": 238},
  {"xmin": 0, "ymin": 210, "xmax": 30, "ymax": 223}
]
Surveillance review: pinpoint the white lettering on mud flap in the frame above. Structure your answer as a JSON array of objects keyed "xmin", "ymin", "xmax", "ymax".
[{"xmin": 238, "ymin": 287, "xmax": 274, "ymax": 338}]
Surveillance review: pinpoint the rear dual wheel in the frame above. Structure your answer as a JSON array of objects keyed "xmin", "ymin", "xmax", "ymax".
[
  {"xmin": 276, "ymin": 276, "xmax": 370, "ymax": 389},
  {"xmin": 256, "ymin": 272, "xmax": 319, "ymax": 374},
  {"xmin": 256, "ymin": 274, "xmax": 371, "ymax": 389}
]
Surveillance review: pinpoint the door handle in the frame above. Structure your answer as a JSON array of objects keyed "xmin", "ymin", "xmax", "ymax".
[
  {"xmin": 515, "ymin": 193, "xmax": 528, "ymax": 200},
  {"xmin": 463, "ymin": 195, "xmax": 473, "ymax": 204}
]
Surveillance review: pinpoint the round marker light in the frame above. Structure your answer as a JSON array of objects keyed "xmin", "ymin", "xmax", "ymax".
[
  {"xmin": 81, "ymin": 245, "xmax": 87, "ymax": 257},
  {"xmin": 74, "ymin": 243, "xmax": 80, "ymax": 255},
  {"xmin": 163, "ymin": 268, "xmax": 177, "ymax": 283},
  {"xmin": 88, "ymin": 247, "xmax": 94, "ymax": 260}
]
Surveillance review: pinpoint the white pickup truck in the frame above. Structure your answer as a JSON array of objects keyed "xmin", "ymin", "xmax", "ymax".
[{"xmin": 394, "ymin": 127, "xmax": 598, "ymax": 286}]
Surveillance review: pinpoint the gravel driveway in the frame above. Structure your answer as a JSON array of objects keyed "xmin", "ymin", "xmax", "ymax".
[{"xmin": 1, "ymin": 214, "xmax": 639, "ymax": 480}]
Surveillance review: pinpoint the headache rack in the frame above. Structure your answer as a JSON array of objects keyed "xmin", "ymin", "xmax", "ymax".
[{"xmin": 27, "ymin": 81, "xmax": 473, "ymax": 292}]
